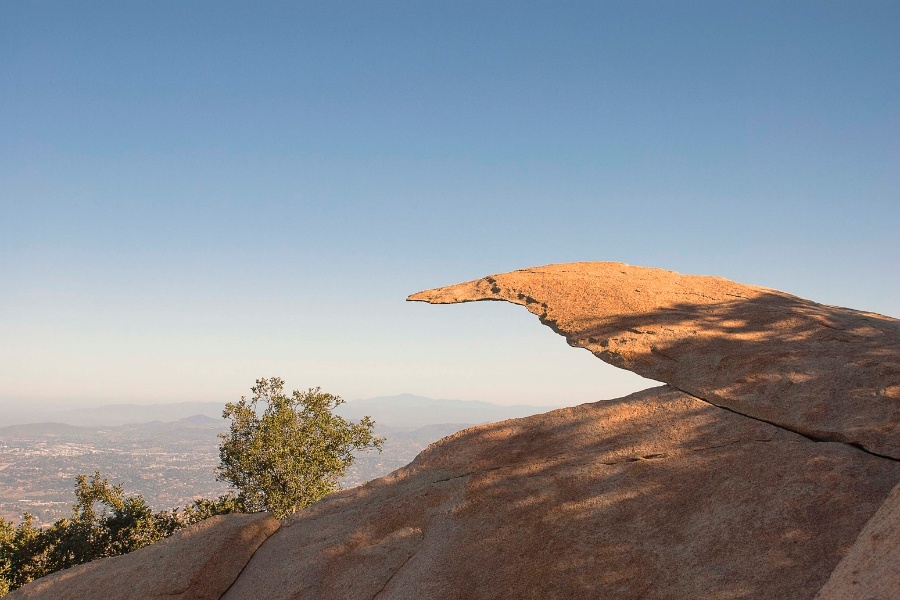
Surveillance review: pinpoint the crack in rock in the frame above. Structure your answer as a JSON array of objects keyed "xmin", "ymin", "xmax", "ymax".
[
  {"xmin": 371, "ymin": 547, "xmax": 417, "ymax": 600},
  {"xmin": 674, "ymin": 386, "xmax": 900, "ymax": 463},
  {"xmin": 216, "ymin": 523, "xmax": 283, "ymax": 600}
]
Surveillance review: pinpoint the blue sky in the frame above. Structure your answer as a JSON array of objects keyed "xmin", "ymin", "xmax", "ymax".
[{"xmin": 1, "ymin": 2, "xmax": 898, "ymax": 409}]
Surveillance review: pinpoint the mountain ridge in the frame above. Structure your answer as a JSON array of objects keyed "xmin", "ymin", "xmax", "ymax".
[{"xmin": 1, "ymin": 395, "xmax": 558, "ymax": 430}]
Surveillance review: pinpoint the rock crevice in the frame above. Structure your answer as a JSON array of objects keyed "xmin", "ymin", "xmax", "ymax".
[{"xmin": 670, "ymin": 384, "xmax": 899, "ymax": 463}]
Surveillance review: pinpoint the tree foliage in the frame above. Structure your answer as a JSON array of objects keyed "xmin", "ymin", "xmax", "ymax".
[
  {"xmin": 0, "ymin": 377, "xmax": 382, "ymax": 595},
  {"xmin": 217, "ymin": 377, "xmax": 384, "ymax": 518},
  {"xmin": 0, "ymin": 474, "xmax": 242, "ymax": 596}
]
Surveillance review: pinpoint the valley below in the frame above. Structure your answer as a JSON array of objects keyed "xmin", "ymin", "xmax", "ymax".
[{"xmin": 0, "ymin": 395, "xmax": 551, "ymax": 525}]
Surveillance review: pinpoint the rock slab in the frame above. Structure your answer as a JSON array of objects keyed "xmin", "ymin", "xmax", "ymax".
[
  {"xmin": 409, "ymin": 262, "xmax": 900, "ymax": 459},
  {"xmin": 7, "ymin": 512, "xmax": 280, "ymax": 600},
  {"xmin": 815, "ymin": 481, "xmax": 900, "ymax": 600},
  {"xmin": 223, "ymin": 386, "xmax": 900, "ymax": 600}
]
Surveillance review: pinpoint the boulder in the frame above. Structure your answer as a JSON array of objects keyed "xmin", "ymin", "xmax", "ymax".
[
  {"xmin": 223, "ymin": 386, "xmax": 899, "ymax": 600},
  {"xmin": 7, "ymin": 513, "xmax": 280, "ymax": 600},
  {"xmin": 409, "ymin": 262, "xmax": 900, "ymax": 459}
]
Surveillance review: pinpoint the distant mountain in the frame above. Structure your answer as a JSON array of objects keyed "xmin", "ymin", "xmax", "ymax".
[
  {"xmin": 0, "ymin": 422, "xmax": 91, "ymax": 436},
  {"xmin": 0, "ymin": 395, "xmax": 556, "ymax": 430},
  {"xmin": 53, "ymin": 402, "xmax": 227, "ymax": 427},
  {"xmin": 335, "ymin": 394, "xmax": 555, "ymax": 430},
  {"xmin": 0, "ymin": 397, "xmax": 557, "ymax": 524},
  {"xmin": 340, "ymin": 422, "xmax": 476, "ymax": 488},
  {"xmin": 177, "ymin": 414, "xmax": 222, "ymax": 426}
]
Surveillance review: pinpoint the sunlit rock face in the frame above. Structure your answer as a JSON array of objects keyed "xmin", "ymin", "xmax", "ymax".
[
  {"xmin": 815, "ymin": 480, "xmax": 900, "ymax": 600},
  {"xmin": 409, "ymin": 262, "xmax": 900, "ymax": 460},
  {"xmin": 12, "ymin": 262, "xmax": 900, "ymax": 600},
  {"xmin": 223, "ymin": 386, "xmax": 898, "ymax": 600}
]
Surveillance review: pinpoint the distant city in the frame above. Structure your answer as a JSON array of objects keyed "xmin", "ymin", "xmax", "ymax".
[{"xmin": 0, "ymin": 395, "xmax": 554, "ymax": 525}]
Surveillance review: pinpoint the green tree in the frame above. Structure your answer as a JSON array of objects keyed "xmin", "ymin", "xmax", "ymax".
[
  {"xmin": 217, "ymin": 377, "xmax": 384, "ymax": 518},
  {"xmin": 0, "ymin": 377, "xmax": 377, "ymax": 595},
  {"xmin": 0, "ymin": 473, "xmax": 187, "ymax": 596},
  {"xmin": 0, "ymin": 513, "xmax": 44, "ymax": 595},
  {"xmin": 179, "ymin": 494, "xmax": 247, "ymax": 524},
  {"xmin": 60, "ymin": 472, "xmax": 183, "ymax": 561},
  {"xmin": 0, "ymin": 475, "xmax": 251, "ymax": 596}
]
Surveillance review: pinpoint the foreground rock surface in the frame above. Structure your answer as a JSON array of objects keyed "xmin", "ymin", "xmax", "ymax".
[
  {"xmin": 224, "ymin": 386, "xmax": 899, "ymax": 600},
  {"xmin": 8, "ymin": 513, "xmax": 280, "ymax": 600},
  {"xmin": 13, "ymin": 262, "xmax": 900, "ymax": 599},
  {"xmin": 409, "ymin": 262, "xmax": 900, "ymax": 459},
  {"xmin": 815, "ymin": 481, "xmax": 900, "ymax": 600}
]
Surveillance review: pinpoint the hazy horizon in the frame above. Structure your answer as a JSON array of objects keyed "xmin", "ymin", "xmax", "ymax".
[{"xmin": 0, "ymin": 392, "xmax": 581, "ymax": 428}]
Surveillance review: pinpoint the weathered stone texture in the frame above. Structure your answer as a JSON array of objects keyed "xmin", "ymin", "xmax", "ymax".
[
  {"xmin": 815, "ymin": 481, "xmax": 900, "ymax": 600},
  {"xmin": 12, "ymin": 262, "xmax": 900, "ymax": 600},
  {"xmin": 7, "ymin": 513, "xmax": 280, "ymax": 600},
  {"xmin": 223, "ymin": 386, "xmax": 899, "ymax": 600},
  {"xmin": 409, "ymin": 262, "xmax": 900, "ymax": 459}
]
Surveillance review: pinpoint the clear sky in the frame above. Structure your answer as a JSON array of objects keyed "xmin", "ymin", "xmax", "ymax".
[{"xmin": 1, "ymin": 2, "xmax": 898, "ymax": 409}]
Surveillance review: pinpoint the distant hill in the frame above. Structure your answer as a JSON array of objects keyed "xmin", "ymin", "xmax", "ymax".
[
  {"xmin": 53, "ymin": 402, "xmax": 227, "ymax": 427},
  {"xmin": 335, "ymin": 394, "xmax": 555, "ymax": 430},
  {"xmin": 0, "ymin": 422, "xmax": 91, "ymax": 436},
  {"xmin": 177, "ymin": 414, "xmax": 222, "ymax": 426},
  {"xmin": 1, "ymin": 395, "xmax": 555, "ymax": 430},
  {"xmin": 0, "ymin": 397, "xmax": 556, "ymax": 524}
]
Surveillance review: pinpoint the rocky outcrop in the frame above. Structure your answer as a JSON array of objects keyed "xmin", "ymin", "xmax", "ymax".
[
  {"xmin": 7, "ymin": 513, "xmax": 280, "ymax": 600},
  {"xmin": 409, "ymin": 262, "xmax": 900, "ymax": 459},
  {"xmin": 11, "ymin": 262, "xmax": 900, "ymax": 599},
  {"xmin": 223, "ymin": 386, "xmax": 898, "ymax": 600},
  {"xmin": 815, "ymin": 481, "xmax": 900, "ymax": 600}
]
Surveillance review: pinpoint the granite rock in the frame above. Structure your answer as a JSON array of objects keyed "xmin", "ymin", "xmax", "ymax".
[
  {"xmin": 815, "ymin": 481, "xmax": 900, "ymax": 600},
  {"xmin": 223, "ymin": 386, "xmax": 899, "ymax": 600},
  {"xmin": 409, "ymin": 262, "xmax": 900, "ymax": 459},
  {"xmin": 13, "ymin": 262, "xmax": 900, "ymax": 600}
]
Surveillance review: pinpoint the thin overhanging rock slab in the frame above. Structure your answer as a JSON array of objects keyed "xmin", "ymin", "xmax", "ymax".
[{"xmin": 409, "ymin": 262, "xmax": 900, "ymax": 459}]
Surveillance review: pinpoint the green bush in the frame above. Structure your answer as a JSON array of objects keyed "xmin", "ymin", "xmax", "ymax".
[
  {"xmin": 217, "ymin": 377, "xmax": 384, "ymax": 518},
  {"xmin": 0, "ymin": 377, "xmax": 383, "ymax": 595},
  {"xmin": 0, "ymin": 474, "xmax": 243, "ymax": 596}
]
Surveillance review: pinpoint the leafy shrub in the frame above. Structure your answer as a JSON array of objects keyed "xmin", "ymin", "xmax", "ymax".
[
  {"xmin": 217, "ymin": 377, "xmax": 383, "ymax": 518},
  {"xmin": 0, "ymin": 474, "xmax": 242, "ymax": 596}
]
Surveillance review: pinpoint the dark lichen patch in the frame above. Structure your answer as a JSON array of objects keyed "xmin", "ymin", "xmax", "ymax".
[{"xmin": 484, "ymin": 276, "xmax": 502, "ymax": 295}]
